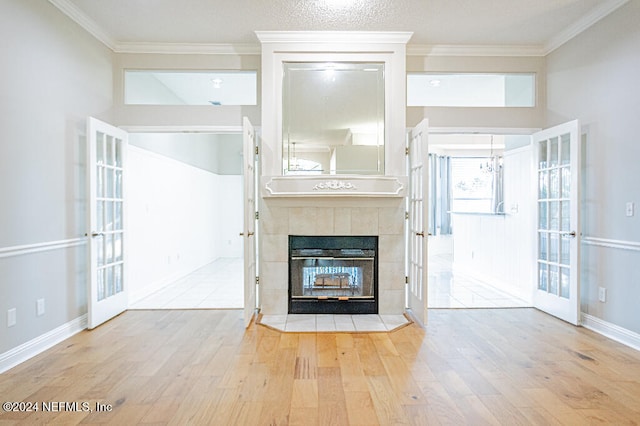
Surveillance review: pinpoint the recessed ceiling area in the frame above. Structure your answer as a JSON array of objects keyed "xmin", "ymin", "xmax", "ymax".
[{"xmin": 55, "ymin": 0, "xmax": 628, "ymax": 54}]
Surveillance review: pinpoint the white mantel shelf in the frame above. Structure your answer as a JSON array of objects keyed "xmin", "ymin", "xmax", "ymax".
[{"xmin": 262, "ymin": 175, "xmax": 407, "ymax": 198}]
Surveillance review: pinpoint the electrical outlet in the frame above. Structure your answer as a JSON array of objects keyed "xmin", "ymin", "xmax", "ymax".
[
  {"xmin": 626, "ymin": 202, "xmax": 635, "ymax": 217},
  {"xmin": 598, "ymin": 287, "xmax": 607, "ymax": 303},
  {"xmin": 36, "ymin": 298, "xmax": 45, "ymax": 316},
  {"xmin": 7, "ymin": 308, "xmax": 16, "ymax": 327}
]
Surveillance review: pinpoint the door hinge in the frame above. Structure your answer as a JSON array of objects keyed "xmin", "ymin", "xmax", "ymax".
[
  {"xmin": 405, "ymin": 147, "xmax": 410, "ymax": 155},
  {"xmin": 256, "ymin": 276, "xmax": 260, "ymax": 285},
  {"xmin": 255, "ymin": 145, "xmax": 259, "ymax": 155},
  {"xmin": 255, "ymin": 211, "xmax": 259, "ymax": 220},
  {"xmin": 405, "ymin": 211, "xmax": 409, "ymax": 220},
  {"xmin": 405, "ymin": 276, "xmax": 409, "ymax": 284}
]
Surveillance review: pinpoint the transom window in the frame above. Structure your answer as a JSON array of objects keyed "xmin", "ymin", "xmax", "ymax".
[
  {"xmin": 124, "ymin": 70, "xmax": 257, "ymax": 106},
  {"xmin": 407, "ymin": 73, "xmax": 535, "ymax": 107}
]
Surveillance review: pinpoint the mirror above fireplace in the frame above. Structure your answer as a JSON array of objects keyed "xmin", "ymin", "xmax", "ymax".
[{"xmin": 282, "ymin": 62, "xmax": 385, "ymax": 176}]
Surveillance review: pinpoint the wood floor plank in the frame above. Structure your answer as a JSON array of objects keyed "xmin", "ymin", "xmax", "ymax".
[{"xmin": 1, "ymin": 308, "xmax": 639, "ymax": 425}]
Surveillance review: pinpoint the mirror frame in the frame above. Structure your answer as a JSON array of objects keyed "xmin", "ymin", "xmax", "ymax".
[{"xmin": 257, "ymin": 31, "xmax": 412, "ymax": 180}]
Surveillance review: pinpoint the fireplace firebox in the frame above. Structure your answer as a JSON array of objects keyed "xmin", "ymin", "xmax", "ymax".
[{"xmin": 289, "ymin": 236, "xmax": 378, "ymax": 314}]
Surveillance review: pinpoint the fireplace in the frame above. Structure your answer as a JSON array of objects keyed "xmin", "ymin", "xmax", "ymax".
[{"xmin": 289, "ymin": 235, "xmax": 378, "ymax": 314}]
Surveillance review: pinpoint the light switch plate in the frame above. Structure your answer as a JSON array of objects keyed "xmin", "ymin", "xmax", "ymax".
[
  {"xmin": 7, "ymin": 308, "xmax": 16, "ymax": 327},
  {"xmin": 36, "ymin": 298, "xmax": 45, "ymax": 316}
]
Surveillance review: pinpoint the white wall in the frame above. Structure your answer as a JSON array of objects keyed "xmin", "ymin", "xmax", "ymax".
[
  {"xmin": 546, "ymin": 1, "xmax": 640, "ymax": 335},
  {"xmin": 0, "ymin": 0, "xmax": 112, "ymax": 355},
  {"xmin": 127, "ymin": 146, "xmax": 243, "ymax": 303}
]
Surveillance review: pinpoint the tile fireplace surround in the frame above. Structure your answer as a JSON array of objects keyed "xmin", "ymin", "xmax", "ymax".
[{"xmin": 259, "ymin": 196, "xmax": 406, "ymax": 316}]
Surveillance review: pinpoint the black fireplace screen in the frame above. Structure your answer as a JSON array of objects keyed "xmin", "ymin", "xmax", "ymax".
[
  {"xmin": 289, "ymin": 236, "xmax": 378, "ymax": 314},
  {"xmin": 291, "ymin": 250, "xmax": 375, "ymax": 299}
]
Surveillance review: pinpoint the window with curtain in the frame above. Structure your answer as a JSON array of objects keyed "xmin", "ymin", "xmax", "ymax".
[{"xmin": 450, "ymin": 157, "xmax": 503, "ymax": 213}]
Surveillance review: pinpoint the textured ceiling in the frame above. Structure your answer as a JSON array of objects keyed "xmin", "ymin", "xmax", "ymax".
[{"xmin": 63, "ymin": 0, "xmax": 623, "ymax": 49}]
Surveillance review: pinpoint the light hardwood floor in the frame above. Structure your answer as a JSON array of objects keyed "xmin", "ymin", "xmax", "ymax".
[{"xmin": 1, "ymin": 309, "xmax": 639, "ymax": 425}]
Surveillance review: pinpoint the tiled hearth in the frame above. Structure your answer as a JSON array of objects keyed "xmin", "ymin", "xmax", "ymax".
[{"xmin": 258, "ymin": 314, "xmax": 410, "ymax": 332}]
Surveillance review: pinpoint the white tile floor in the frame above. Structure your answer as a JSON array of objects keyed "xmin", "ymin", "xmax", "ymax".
[
  {"xmin": 428, "ymin": 251, "xmax": 531, "ymax": 309},
  {"xmin": 130, "ymin": 258, "xmax": 244, "ymax": 309},
  {"xmin": 129, "ymin": 240, "xmax": 529, "ymax": 323}
]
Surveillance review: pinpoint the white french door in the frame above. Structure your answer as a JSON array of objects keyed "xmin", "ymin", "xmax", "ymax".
[
  {"xmin": 407, "ymin": 119, "xmax": 429, "ymax": 326},
  {"xmin": 87, "ymin": 117, "xmax": 128, "ymax": 329},
  {"xmin": 241, "ymin": 117, "xmax": 257, "ymax": 328},
  {"xmin": 533, "ymin": 120, "xmax": 581, "ymax": 325}
]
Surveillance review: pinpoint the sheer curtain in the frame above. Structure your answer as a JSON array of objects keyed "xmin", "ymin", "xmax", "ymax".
[
  {"xmin": 491, "ymin": 156, "xmax": 504, "ymax": 214},
  {"xmin": 428, "ymin": 154, "xmax": 452, "ymax": 235}
]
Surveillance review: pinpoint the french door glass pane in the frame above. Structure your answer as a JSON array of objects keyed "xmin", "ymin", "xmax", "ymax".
[
  {"xmin": 97, "ymin": 236, "xmax": 104, "ymax": 267},
  {"xmin": 549, "ymin": 137, "xmax": 559, "ymax": 167},
  {"xmin": 538, "ymin": 263, "xmax": 548, "ymax": 291},
  {"xmin": 561, "ymin": 167, "xmax": 571, "ymax": 198},
  {"xmin": 96, "ymin": 201, "xmax": 104, "ymax": 232},
  {"xmin": 97, "ymin": 269, "xmax": 105, "ymax": 301},
  {"xmin": 115, "ymin": 139, "xmax": 122, "ymax": 167},
  {"xmin": 114, "ymin": 232, "xmax": 123, "ymax": 262},
  {"xmin": 97, "ymin": 167, "xmax": 104, "ymax": 198},
  {"xmin": 115, "ymin": 170, "xmax": 123, "ymax": 198},
  {"xmin": 550, "ymin": 201, "xmax": 559, "ymax": 230},
  {"xmin": 105, "ymin": 201, "xmax": 113, "ymax": 231},
  {"xmin": 549, "ymin": 233, "xmax": 559, "ymax": 263},
  {"xmin": 105, "ymin": 234, "xmax": 113, "ymax": 264},
  {"xmin": 539, "ymin": 140, "xmax": 547, "ymax": 169},
  {"xmin": 115, "ymin": 264, "xmax": 123, "ymax": 293},
  {"xmin": 106, "ymin": 136, "xmax": 114, "ymax": 166},
  {"xmin": 560, "ymin": 267, "xmax": 570, "ymax": 298},
  {"xmin": 549, "ymin": 169, "xmax": 559, "ymax": 198},
  {"xmin": 560, "ymin": 133, "xmax": 570, "ymax": 165},
  {"xmin": 97, "ymin": 132, "xmax": 105, "ymax": 165},
  {"xmin": 549, "ymin": 265, "xmax": 559, "ymax": 295},
  {"xmin": 106, "ymin": 266, "xmax": 114, "ymax": 297},
  {"xmin": 539, "ymin": 171, "xmax": 548, "ymax": 198},
  {"xmin": 561, "ymin": 235, "xmax": 570, "ymax": 265},
  {"xmin": 114, "ymin": 202, "xmax": 122, "ymax": 230},
  {"xmin": 539, "ymin": 232, "xmax": 548, "ymax": 260},
  {"xmin": 539, "ymin": 202, "xmax": 548, "ymax": 228},
  {"xmin": 561, "ymin": 201, "xmax": 570, "ymax": 231},
  {"xmin": 107, "ymin": 169, "xmax": 114, "ymax": 199}
]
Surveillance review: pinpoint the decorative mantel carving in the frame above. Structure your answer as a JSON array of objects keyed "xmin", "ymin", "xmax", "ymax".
[
  {"xmin": 262, "ymin": 176, "xmax": 406, "ymax": 197},
  {"xmin": 313, "ymin": 180, "xmax": 358, "ymax": 191}
]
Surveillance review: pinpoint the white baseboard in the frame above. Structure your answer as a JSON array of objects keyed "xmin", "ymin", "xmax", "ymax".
[
  {"xmin": 582, "ymin": 313, "xmax": 640, "ymax": 351},
  {"xmin": 0, "ymin": 314, "xmax": 87, "ymax": 373}
]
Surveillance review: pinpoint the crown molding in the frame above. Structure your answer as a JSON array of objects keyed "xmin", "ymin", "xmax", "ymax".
[
  {"xmin": 544, "ymin": 0, "xmax": 629, "ymax": 54},
  {"xmin": 255, "ymin": 31, "xmax": 414, "ymax": 44},
  {"xmin": 48, "ymin": 0, "xmax": 116, "ymax": 50},
  {"xmin": 407, "ymin": 44, "xmax": 546, "ymax": 57},
  {"xmin": 114, "ymin": 42, "xmax": 261, "ymax": 55}
]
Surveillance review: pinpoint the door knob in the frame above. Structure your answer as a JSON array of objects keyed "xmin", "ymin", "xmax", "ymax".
[
  {"xmin": 416, "ymin": 232, "xmax": 425, "ymax": 237},
  {"xmin": 562, "ymin": 231, "xmax": 577, "ymax": 238}
]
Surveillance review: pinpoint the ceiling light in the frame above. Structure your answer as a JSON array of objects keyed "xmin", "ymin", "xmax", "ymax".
[
  {"xmin": 211, "ymin": 78, "xmax": 223, "ymax": 89},
  {"xmin": 321, "ymin": 0, "xmax": 354, "ymax": 9},
  {"xmin": 429, "ymin": 79, "xmax": 441, "ymax": 87}
]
